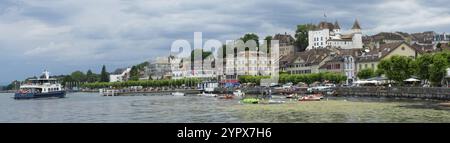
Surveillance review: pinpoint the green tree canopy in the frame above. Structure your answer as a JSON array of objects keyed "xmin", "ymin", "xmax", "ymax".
[
  {"xmin": 129, "ymin": 66, "xmax": 140, "ymax": 81},
  {"xmin": 70, "ymin": 71, "xmax": 86, "ymax": 82},
  {"xmin": 100, "ymin": 65, "xmax": 109, "ymax": 82},
  {"xmin": 429, "ymin": 54, "xmax": 448, "ymax": 86},
  {"xmin": 86, "ymin": 69, "xmax": 98, "ymax": 83},
  {"xmin": 378, "ymin": 56, "xmax": 415, "ymax": 85},
  {"xmin": 240, "ymin": 33, "xmax": 259, "ymax": 47},
  {"xmin": 413, "ymin": 54, "xmax": 433, "ymax": 83},
  {"xmin": 262, "ymin": 36, "xmax": 273, "ymax": 53},
  {"xmin": 357, "ymin": 68, "xmax": 375, "ymax": 79},
  {"xmin": 295, "ymin": 24, "xmax": 316, "ymax": 51}
]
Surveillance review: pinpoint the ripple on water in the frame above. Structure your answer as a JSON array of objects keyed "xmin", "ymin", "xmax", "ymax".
[{"xmin": 0, "ymin": 93, "xmax": 449, "ymax": 123}]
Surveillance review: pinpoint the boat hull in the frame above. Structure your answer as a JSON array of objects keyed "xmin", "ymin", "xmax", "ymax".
[{"xmin": 14, "ymin": 91, "xmax": 66, "ymax": 99}]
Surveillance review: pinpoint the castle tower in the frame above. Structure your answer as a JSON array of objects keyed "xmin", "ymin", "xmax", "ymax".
[
  {"xmin": 334, "ymin": 20, "xmax": 341, "ymax": 34},
  {"xmin": 351, "ymin": 19, "xmax": 361, "ymax": 33},
  {"xmin": 351, "ymin": 19, "xmax": 363, "ymax": 49}
]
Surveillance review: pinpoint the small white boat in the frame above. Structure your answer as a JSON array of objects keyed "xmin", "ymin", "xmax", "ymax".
[
  {"xmin": 198, "ymin": 92, "xmax": 217, "ymax": 97},
  {"xmin": 233, "ymin": 90, "xmax": 245, "ymax": 97},
  {"xmin": 268, "ymin": 100, "xmax": 285, "ymax": 104},
  {"xmin": 286, "ymin": 94, "xmax": 296, "ymax": 99},
  {"xmin": 172, "ymin": 92, "xmax": 185, "ymax": 96}
]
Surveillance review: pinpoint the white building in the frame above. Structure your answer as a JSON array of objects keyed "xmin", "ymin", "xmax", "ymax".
[
  {"xmin": 434, "ymin": 32, "xmax": 450, "ymax": 43},
  {"xmin": 307, "ymin": 20, "xmax": 363, "ymax": 50},
  {"xmin": 171, "ymin": 56, "xmax": 217, "ymax": 80},
  {"xmin": 109, "ymin": 68, "xmax": 131, "ymax": 82},
  {"xmin": 147, "ymin": 56, "xmax": 172, "ymax": 80},
  {"xmin": 234, "ymin": 50, "xmax": 272, "ymax": 76}
]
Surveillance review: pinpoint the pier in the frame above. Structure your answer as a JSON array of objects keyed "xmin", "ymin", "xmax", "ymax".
[{"xmin": 336, "ymin": 87, "xmax": 450, "ymax": 100}]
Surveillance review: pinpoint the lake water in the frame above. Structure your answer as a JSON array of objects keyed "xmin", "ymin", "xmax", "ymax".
[{"xmin": 0, "ymin": 92, "xmax": 449, "ymax": 123}]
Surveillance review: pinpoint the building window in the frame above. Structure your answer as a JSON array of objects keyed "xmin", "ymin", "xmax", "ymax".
[
  {"xmin": 364, "ymin": 64, "xmax": 367, "ymax": 69},
  {"xmin": 401, "ymin": 47, "xmax": 405, "ymax": 50},
  {"xmin": 371, "ymin": 63, "xmax": 374, "ymax": 69}
]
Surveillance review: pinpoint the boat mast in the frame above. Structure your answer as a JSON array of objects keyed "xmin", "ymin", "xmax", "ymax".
[{"xmin": 43, "ymin": 70, "xmax": 50, "ymax": 80}]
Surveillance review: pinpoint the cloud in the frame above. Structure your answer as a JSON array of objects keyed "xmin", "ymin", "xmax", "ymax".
[{"xmin": 0, "ymin": 0, "xmax": 449, "ymax": 83}]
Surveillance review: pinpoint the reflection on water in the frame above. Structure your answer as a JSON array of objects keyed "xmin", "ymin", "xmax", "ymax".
[{"xmin": 0, "ymin": 93, "xmax": 449, "ymax": 123}]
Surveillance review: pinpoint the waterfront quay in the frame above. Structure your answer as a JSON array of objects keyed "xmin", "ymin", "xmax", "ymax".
[{"xmin": 336, "ymin": 87, "xmax": 450, "ymax": 100}]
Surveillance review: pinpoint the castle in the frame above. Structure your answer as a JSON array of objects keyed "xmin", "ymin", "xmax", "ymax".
[{"xmin": 306, "ymin": 19, "xmax": 363, "ymax": 50}]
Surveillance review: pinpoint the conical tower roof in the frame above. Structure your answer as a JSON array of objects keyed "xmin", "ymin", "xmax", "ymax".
[
  {"xmin": 334, "ymin": 20, "xmax": 340, "ymax": 29},
  {"xmin": 352, "ymin": 19, "xmax": 361, "ymax": 29}
]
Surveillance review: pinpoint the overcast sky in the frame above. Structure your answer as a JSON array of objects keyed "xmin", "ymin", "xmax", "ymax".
[{"xmin": 0, "ymin": 0, "xmax": 449, "ymax": 84}]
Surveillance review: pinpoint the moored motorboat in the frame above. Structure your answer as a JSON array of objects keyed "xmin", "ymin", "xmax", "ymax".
[
  {"xmin": 172, "ymin": 92, "xmax": 185, "ymax": 96},
  {"xmin": 14, "ymin": 70, "xmax": 66, "ymax": 100},
  {"xmin": 438, "ymin": 102, "xmax": 450, "ymax": 107},
  {"xmin": 298, "ymin": 93, "xmax": 323, "ymax": 101},
  {"xmin": 298, "ymin": 96, "xmax": 321, "ymax": 101},
  {"xmin": 197, "ymin": 92, "xmax": 217, "ymax": 97},
  {"xmin": 233, "ymin": 90, "xmax": 245, "ymax": 97},
  {"xmin": 241, "ymin": 98, "xmax": 259, "ymax": 104},
  {"xmin": 286, "ymin": 94, "xmax": 297, "ymax": 99},
  {"xmin": 218, "ymin": 94, "xmax": 234, "ymax": 99},
  {"xmin": 267, "ymin": 100, "xmax": 285, "ymax": 104}
]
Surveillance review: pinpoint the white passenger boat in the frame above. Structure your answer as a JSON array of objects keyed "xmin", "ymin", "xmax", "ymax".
[{"xmin": 14, "ymin": 70, "xmax": 66, "ymax": 99}]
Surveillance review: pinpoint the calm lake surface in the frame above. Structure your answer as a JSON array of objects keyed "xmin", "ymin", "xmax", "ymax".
[{"xmin": 0, "ymin": 92, "xmax": 449, "ymax": 123}]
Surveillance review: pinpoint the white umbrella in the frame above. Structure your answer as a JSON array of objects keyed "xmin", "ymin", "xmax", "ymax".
[
  {"xmin": 404, "ymin": 78, "xmax": 420, "ymax": 82},
  {"xmin": 354, "ymin": 80, "xmax": 381, "ymax": 84}
]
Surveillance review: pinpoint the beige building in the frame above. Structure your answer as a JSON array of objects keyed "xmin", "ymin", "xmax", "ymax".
[
  {"xmin": 273, "ymin": 33, "xmax": 296, "ymax": 58},
  {"xmin": 356, "ymin": 42, "xmax": 419, "ymax": 72},
  {"xmin": 280, "ymin": 48, "xmax": 333, "ymax": 74}
]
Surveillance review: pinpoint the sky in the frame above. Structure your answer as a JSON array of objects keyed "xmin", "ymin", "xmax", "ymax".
[{"xmin": 0, "ymin": 0, "xmax": 449, "ymax": 84}]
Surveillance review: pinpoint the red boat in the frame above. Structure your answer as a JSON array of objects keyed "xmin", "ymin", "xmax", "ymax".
[{"xmin": 218, "ymin": 95, "xmax": 234, "ymax": 99}]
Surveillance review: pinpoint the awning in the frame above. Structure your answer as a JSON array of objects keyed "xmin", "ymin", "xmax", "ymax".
[
  {"xmin": 367, "ymin": 76, "xmax": 388, "ymax": 81},
  {"xmin": 354, "ymin": 80, "xmax": 381, "ymax": 84},
  {"xmin": 404, "ymin": 78, "xmax": 420, "ymax": 82}
]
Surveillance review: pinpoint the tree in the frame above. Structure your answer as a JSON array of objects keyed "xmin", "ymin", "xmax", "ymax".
[
  {"xmin": 240, "ymin": 33, "xmax": 259, "ymax": 47},
  {"xmin": 414, "ymin": 54, "xmax": 433, "ymax": 84},
  {"xmin": 86, "ymin": 70, "xmax": 97, "ymax": 83},
  {"xmin": 61, "ymin": 75, "xmax": 74, "ymax": 87},
  {"xmin": 70, "ymin": 71, "xmax": 86, "ymax": 82},
  {"xmin": 429, "ymin": 54, "xmax": 448, "ymax": 86},
  {"xmin": 129, "ymin": 66, "xmax": 139, "ymax": 81},
  {"xmin": 378, "ymin": 56, "xmax": 415, "ymax": 85},
  {"xmin": 436, "ymin": 43, "xmax": 442, "ymax": 50},
  {"xmin": 263, "ymin": 36, "xmax": 273, "ymax": 53},
  {"xmin": 375, "ymin": 69, "xmax": 384, "ymax": 76},
  {"xmin": 100, "ymin": 65, "xmax": 109, "ymax": 82},
  {"xmin": 357, "ymin": 68, "xmax": 375, "ymax": 79},
  {"xmin": 295, "ymin": 24, "xmax": 316, "ymax": 51},
  {"xmin": 148, "ymin": 74, "xmax": 153, "ymax": 80}
]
